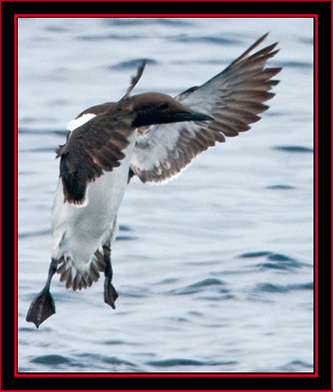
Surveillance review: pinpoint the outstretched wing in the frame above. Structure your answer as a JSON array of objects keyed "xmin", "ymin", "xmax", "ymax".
[{"xmin": 129, "ymin": 33, "xmax": 282, "ymax": 183}]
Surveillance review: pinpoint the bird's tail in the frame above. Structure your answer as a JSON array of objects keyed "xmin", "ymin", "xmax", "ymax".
[{"xmin": 56, "ymin": 247, "xmax": 109, "ymax": 291}]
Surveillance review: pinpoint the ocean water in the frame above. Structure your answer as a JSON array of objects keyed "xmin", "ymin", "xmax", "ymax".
[{"xmin": 17, "ymin": 17, "xmax": 314, "ymax": 373}]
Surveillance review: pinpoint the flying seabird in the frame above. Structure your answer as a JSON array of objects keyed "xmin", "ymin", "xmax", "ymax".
[{"xmin": 26, "ymin": 33, "xmax": 281, "ymax": 328}]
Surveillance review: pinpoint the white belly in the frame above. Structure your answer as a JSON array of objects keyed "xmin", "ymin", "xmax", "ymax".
[{"xmin": 51, "ymin": 131, "xmax": 136, "ymax": 271}]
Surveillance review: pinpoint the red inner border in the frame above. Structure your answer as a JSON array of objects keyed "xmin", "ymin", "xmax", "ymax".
[{"xmin": 13, "ymin": 13, "xmax": 319, "ymax": 380}]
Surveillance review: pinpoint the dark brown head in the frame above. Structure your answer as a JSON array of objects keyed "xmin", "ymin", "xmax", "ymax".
[{"xmin": 130, "ymin": 92, "xmax": 213, "ymax": 127}]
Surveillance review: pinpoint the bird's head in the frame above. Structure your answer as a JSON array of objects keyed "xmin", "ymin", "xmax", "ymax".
[{"xmin": 130, "ymin": 92, "xmax": 213, "ymax": 127}]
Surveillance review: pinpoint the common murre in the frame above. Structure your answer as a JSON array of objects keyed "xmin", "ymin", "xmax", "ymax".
[{"xmin": 26, "ymin": 33, "xmax": 281, "ymax": 328}]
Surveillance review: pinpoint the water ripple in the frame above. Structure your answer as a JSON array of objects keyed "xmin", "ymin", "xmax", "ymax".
[
  {"xmin": 265, "ymin": 185, "xmax": 295, "ymax": 190},
  {"xmin": 109, "ymin": 58, "xmax": 158, "ymax": 70},
  {"xmin": 239, "ymin": 251, "xmax": 271, "ymax": 258},
  {"xmin": 76, "ymin": 33, "xmax": 144, "ymax": 41},
  {"xmin": 273, "ymin": 145, "xmax": 313, "ymax": 153},
  {"xmin": 31, "ymin": 354, "xmax": 70, "ymax": 365},
  {"xmin": 255, "ymin": 281, "xmax": 313, "ymax": 294},
  {"xmin": 170, "ymin": 35, "xmax": 239, "ymax": 46},
  {"xmin": 171, "ymin": 278, "xmax": 229, "ymax": 295},
  {"xmin": 277, "ymin": 359, "xmax": 313, "ymax": 372},
  {"xmin": 240, "ymin": 251, "xmax": 307, "ymax": 271},
  {"xmin": 76, "ymin": 353, "xmax": 138, "ymax": 370},
  {"xmin": 147, "ymin": 358, "xmax": 237, "ymax": 368}
]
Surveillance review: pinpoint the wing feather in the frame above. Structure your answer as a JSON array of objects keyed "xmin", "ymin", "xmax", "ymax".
[
  {"xmin": 58, "ymin": 111, "xmax": 134, "ymax": 205},
  {"xmin": 130, "ymin": 33, "xmax": 282, "ymax": 184}
]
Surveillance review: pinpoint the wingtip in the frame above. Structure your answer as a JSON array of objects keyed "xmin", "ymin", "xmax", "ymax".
[
  {"xmin": 260, "ymin": 32, "xmax": 281, "ymax": 53},
  {"xmin": 253, "ymin": 32, "xmax": 269, "ymax": 47},
  {"xmin": 260, "ymin": 32, "xmax": 270, "ymax": 42},
  {"xmin": 123, "ymin": 59, "xmax": 147, "ymax": 100},
  {"xmin": 141, "ymin": 58, "xmax": 148, "ymax": 68}
]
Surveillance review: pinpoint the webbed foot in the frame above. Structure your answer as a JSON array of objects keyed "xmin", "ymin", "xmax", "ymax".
[
  {"xmin": 102, "ymin": 244, "xmax": 118, "ymax": 309},
  {"xmin": 26, "ymin": 258, "xmax": 58, "ymax": 328},
  {"xmin": 26, "ymin": 287, "xmax": 56, "ymax": 328},
  {"xmin": 104, "ymin": 280, "xmax": 118, "ymax": 309}
]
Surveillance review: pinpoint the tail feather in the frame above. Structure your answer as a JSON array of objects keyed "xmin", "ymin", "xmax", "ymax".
[
  {"xmin": 89, "ymin": 261, "xmax": 100, "ymax": 281},
  {"xmin": 56, "ymin": 247, "xmax": 108, "ymax": 291}
]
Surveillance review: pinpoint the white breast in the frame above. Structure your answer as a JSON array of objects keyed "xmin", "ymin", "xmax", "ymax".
[{"xmin": 51, "ymin": 130, "xmax": 137, "ymax": 271}]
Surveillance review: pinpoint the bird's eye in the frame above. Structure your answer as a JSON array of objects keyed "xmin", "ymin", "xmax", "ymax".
[{"xmin": 159, "ymin": 102, "xmax": 169, "ymax": 110}]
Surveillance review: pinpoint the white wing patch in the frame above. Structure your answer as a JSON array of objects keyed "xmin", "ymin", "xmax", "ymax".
[{"xmin": 67, "ymin": 113, "xmax": 96, "ymax": 131}]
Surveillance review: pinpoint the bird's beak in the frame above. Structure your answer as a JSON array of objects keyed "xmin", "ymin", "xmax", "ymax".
[{"xmin": 175, "ymin": 110, "xmax": 214, "ymax": 122}]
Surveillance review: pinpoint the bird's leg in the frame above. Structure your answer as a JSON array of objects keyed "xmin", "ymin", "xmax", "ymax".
[
  {"xmin": 103, "ymin": 245, "xmax": 118, "ymax": 309},
  {"xmin": 26, "ymin": 258, "xmax": 59, "ymax": 328}
]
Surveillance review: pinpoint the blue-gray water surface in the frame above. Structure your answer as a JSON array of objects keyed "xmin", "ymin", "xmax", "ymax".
[{"xmin": 18, "ymin": 17, "xmax": 314, "ymax": 373}]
